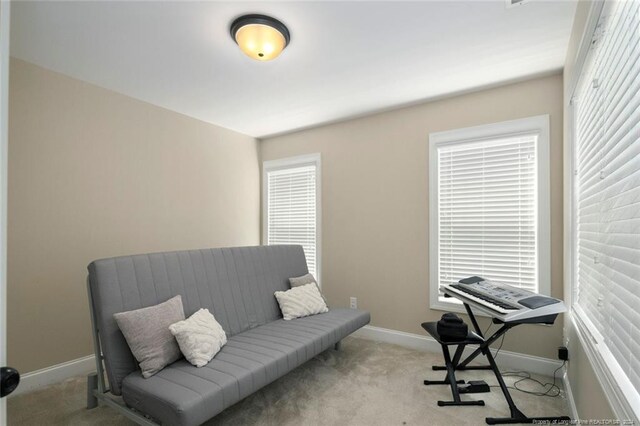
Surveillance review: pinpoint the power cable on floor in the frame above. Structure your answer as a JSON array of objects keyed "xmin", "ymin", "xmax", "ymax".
[{"xmin": 490, "ymin": 360, "xmax": 566, "ymax": 398}]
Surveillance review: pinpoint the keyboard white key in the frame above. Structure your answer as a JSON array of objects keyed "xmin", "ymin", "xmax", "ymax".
[{"xmin": 444, "ymin": 285, "xmax": 516, "ymax": 315}]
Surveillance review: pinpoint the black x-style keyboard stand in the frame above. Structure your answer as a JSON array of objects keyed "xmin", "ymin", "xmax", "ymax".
[{"xmin": 434, "ymin": 302, "xmax": 571, "ymax": 425}]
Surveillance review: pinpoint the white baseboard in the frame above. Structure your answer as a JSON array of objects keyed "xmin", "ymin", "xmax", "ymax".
[
  {"xmin": 10, "ymin": 325, "xmax": 567, "ymax": 399},
  {"xmin": 353, "ymin": 325, "xmax": 564, "ymax": 377},
  {"xmin": 10, "ymin": 355, "xmax": 96, "ymax": 397},
  {"xmin": 563, "ymin": 370, "xmax": 578, "ymax": 420}
]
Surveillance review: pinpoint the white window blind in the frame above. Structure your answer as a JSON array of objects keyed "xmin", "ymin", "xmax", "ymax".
[
  {"xmin": 574, "ymin": 0, "xmax": 640, "ymax": 396},
  {"xmin": 437, "ymin": 136, "xmax": 539, "ymax": 295},
  {"xmin": 265, "ymin": 161, "xmax": 318, "ymax": 279}
]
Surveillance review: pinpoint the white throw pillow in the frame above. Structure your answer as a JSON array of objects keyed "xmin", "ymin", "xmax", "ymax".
[
  {"xmin": 274, "ymin": 283, "xmax": 329, "ymax": 321},
  {"xmin": 289, "ymin": 273, "xmax": 328, "ymax": 306},
  {"xmin": 168, "ymin": 309, "xmax": 227, "ymax": 368}
]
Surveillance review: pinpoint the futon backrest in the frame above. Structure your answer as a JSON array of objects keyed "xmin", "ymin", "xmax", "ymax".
[{"xmin": 87, "ymin": 245, "xmax": 308, "ymax": 395}]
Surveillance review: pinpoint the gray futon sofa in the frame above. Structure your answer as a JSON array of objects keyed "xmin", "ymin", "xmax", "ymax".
[{"xmin": 86, "ymin": 245, "xmax": 370, "ymax": 426}]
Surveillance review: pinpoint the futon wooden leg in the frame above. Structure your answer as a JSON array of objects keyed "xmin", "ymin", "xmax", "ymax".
[{"xmin": 334, "ymin": 340, "xmax": 342, "ymax": 351}]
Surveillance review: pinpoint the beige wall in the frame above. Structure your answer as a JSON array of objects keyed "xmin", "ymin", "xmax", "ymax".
[
  {"xmin": 262, "ymin": 74, "xmax": 564, "ymax": 359},
  {"xmin": 563, "ymin": 0, "xmax": 614, "ymax": 420},
  {"xmin": 8, "ymin": 59, "xmax": 260, "ymax": 373}
]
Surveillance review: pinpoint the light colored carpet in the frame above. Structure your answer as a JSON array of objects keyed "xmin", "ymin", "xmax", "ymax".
[{"xmin": 8, "ymin": 337, "xmax": 569, "ymax": 425}]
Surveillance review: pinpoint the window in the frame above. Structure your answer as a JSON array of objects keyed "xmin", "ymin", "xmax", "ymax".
[
  {"xmin": 429, "ymin": 116, "xmax": 550, "ymax": 311},
  {"xmin": 569, "ymin": 0, "xmax": 640, "ymax": 419},
  {"xmin": 263, "ymin": 154, "xmax": 321, "ymax": 282}
]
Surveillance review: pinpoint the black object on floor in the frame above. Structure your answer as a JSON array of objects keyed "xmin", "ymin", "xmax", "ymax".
[{"xmin": 458, "ymin": 380, "xmax": 490, "ymax": 394}]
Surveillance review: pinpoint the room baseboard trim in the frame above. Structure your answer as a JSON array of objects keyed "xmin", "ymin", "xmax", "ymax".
[
  {"xmin": 562, "ymin": 370, "xmax": 578, "ymax": 420},
  {"xmin": 11, "ymin": 325, "xmax": 565, "ymax": 397},
  {"xmin": 352, "ymin": 324, "xmax": 564, "ymax": 377},
  {"xmin": 9, "ymin": 354, "xmax": 96, "ymax": 397}
]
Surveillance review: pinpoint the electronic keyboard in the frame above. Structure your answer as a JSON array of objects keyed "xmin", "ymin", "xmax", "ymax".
[{"xmin": 441, "ymin": 276, "xmax": 566, "ymax": 323}]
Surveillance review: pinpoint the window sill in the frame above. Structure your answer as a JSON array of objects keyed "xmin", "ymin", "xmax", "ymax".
[{"xmin": 571, "ymin": 306, "xmax": 640, "ymax": 423}]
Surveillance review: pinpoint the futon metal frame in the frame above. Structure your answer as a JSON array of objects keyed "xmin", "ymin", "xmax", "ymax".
[{"xmin": 85, "ymin": 277, "xmax": 159, "ymax": 425}]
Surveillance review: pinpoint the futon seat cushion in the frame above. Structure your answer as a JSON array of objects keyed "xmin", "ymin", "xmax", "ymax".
[{"xmin": 121, "ymin": 308, "xmax": 370, "ymax": 426}]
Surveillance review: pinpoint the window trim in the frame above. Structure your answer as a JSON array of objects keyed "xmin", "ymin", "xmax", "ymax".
[
  {"xmin": 262, "ymin": 153, "xmax": 322, "ymax": 285},
  {"xmin": 428, "ymin": 115, "xmax": 551, "ymax": 313},
  {"xmin": 565, "ymin": 0, "xmax": 640, "ymax": 421}
]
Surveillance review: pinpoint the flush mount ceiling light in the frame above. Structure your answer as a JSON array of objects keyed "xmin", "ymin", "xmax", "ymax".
[{"xmin": 230, "ymin": 14, "xmax": 290, "ymax": 61}]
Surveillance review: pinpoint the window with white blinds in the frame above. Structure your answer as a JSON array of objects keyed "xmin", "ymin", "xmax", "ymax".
[
  {"xmin": 429, "ymin": 116, "xmax": 550, "ymax": 310},
  {"xmin": 572, "ymin": 0, "xmax": 640, "ymax": 411},
  {"xmin": 263, "ymin": 155, "xmax": 320, "ymax": 281}
]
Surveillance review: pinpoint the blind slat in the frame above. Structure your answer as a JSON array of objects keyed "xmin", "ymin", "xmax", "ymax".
[
  {"xmin": 574, "ymin": 0, "xmax": 640, "ymax": 399},
  {"xmin": 266, "ymin": 163, "xmax": 318, "ymax": 278},
  {"xmin": 437, "ymin": 133, "xmax": 539, "ymax": 293}
]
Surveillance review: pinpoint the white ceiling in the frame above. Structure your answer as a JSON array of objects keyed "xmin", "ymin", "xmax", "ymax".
[{"xmin": 11, "ymin": 1, "xmax": 577, "ymax": 138}]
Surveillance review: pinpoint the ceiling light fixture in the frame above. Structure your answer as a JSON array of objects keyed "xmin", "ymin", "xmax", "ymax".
[{"xmin": 230, "ymin": 14, "xmax": 290, "ymax": 61}]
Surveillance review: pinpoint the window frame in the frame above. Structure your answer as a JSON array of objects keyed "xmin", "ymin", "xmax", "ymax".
[
  {"xmin": 428, "ymin": 115, "xmax": 551, "ymax": 313},
  {"xmin": 565, "ymin": 0, "xmax": 640, "ymax": 421},
  {"xmin": 262, "ymin": 153, "xmax": 322, "ymax": 285}
]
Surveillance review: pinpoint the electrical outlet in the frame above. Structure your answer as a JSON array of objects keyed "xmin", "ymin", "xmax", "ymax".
[
  {"xmin": 558, "ymin": 346, "xmax": 569, "ymax": 361},
  {"xmin": 350, "ymin": 297, "xmax": 357, "ymax": 309}
]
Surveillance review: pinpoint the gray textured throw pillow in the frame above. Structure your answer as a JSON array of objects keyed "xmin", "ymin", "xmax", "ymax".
[
  {"xmin": 114, "ymin": 295, "xmax": 185, "ymax": 378},
  {"xmin": 289, "ymin": 274, "xmax": 328, "ymax": 306},
  {"xmin": 289, "ymin": 273, "xmax": 317, "ymax": 287}
]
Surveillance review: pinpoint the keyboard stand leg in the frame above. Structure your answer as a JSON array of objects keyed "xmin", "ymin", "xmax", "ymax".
[
  {"xmin": 468, "ymin": 319, "xmax": 571, "ymax": 425},
  {"xmin": 483, "ymin": 347, "xmax": 569, "ymax": 424},
  {"xmin": 464, "ymin": 303, "xmax": 484, "ymax": 337},
  {"xmin": 456, "ymin": 323, "xmax": 508, "ymax": 370},
  {"xmin": 432, "ymin": 342, "xmax": 493, "ymax": 371}
]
